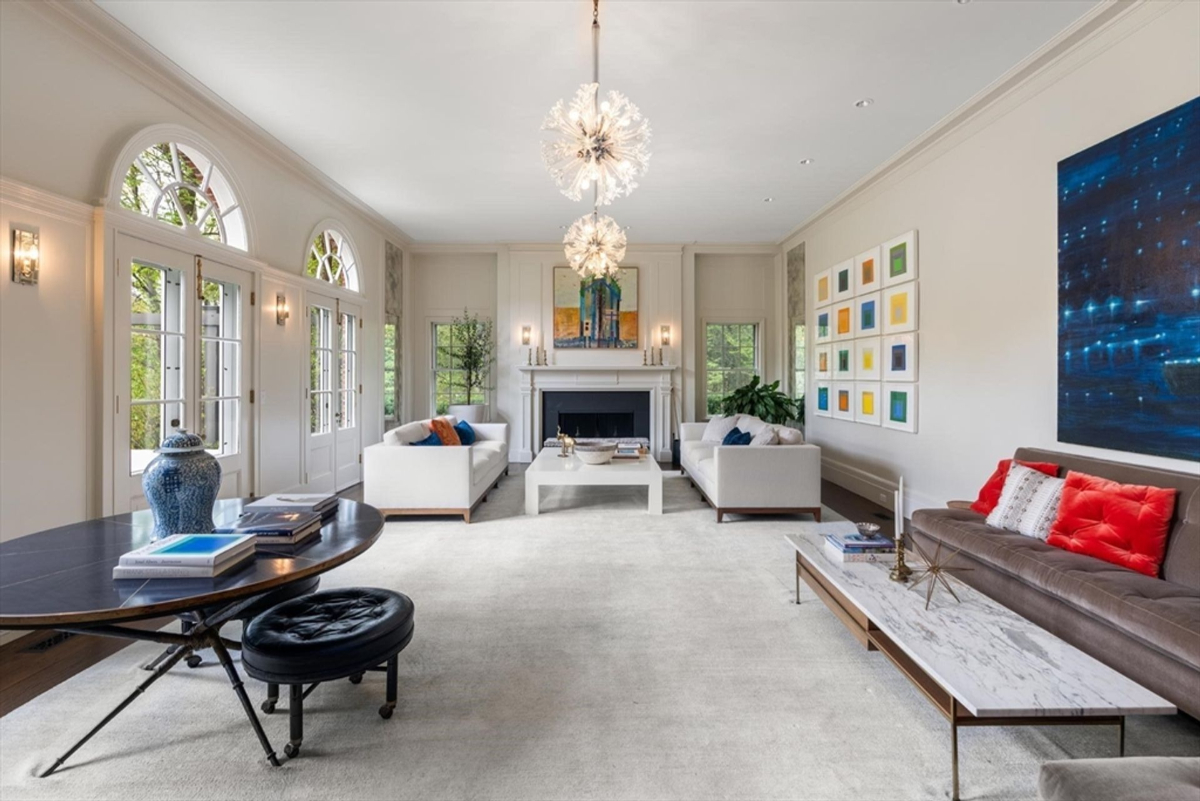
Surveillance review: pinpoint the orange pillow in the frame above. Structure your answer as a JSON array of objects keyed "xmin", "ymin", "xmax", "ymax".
[
  {"xmin": 429, "ymin": 418, "xmax": 461, "ymax": 446},
  {"xmin": 1046, "ymin": 471, "xmax": 1176, "ymax": 578}
]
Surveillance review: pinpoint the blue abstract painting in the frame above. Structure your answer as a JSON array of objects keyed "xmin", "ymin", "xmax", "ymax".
[{"xmin": 1058, "ymin": 97, "xmax": 1200, "ymax": 462}]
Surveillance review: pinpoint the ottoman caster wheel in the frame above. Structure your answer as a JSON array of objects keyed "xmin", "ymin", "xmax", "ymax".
[
  {"xmin": 349, "ymin": 673, "xmax": 364, "ymax": 685},
  {"xmin": 284, "ymin": 742, "xmax": 301, "ymax": 759},
  {"xmin": 261, "ymin": 699, "xmax": 276, "ymax": 714},
  {"xmin": 379, "ymin": 703, "xmax": 395, "ymax": 720},
  {"xmin": 186, "ymin": 654, "xmax": 203, "ymax": 669}
]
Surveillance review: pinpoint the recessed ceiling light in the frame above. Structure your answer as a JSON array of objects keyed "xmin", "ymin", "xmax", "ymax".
[
  {"xmin": 763, "ymin": 197, "xmax": 774, "ymax": 203},
  {"xmin": 799, "ymin": 158, "xmax": 814, "ymax": 165},
  {"xmin": 956, "ymin": 0, "xmax": 971, "ymax": 4},
  {"xmin": 855, "ymin": 98, "xmax": 874, "ymax": 109}
]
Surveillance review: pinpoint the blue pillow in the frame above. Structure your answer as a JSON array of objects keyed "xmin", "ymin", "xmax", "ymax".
[
  {"xmin": 722, "ymin": 427, "xmax": 752, "ymax": 446},
  {"xmin": 454, "ymin": 420, "xmax": 477, "ymax": 445},
  {"xmin": 412, "ymin": 431, "xmax": 441, "ymax": 446}
]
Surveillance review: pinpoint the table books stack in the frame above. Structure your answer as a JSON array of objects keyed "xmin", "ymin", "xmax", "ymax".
[
  {"xmin": 824, "ymin": 530, "xmax": 896, "ymax": 564},
  {"xmin": 245, "ymin": 493, "xmax": 339, "ymax": 519},
  {"xmin": 613, "ymin": 443, "xmax": 648, "ymax": 460},
  {"xmin": 216, "ymin": 510, "xmax": 323, "ymax": 547},
  {"xmin": 113, "ymin": 534, "xmax": 256, "ymax": 580}
]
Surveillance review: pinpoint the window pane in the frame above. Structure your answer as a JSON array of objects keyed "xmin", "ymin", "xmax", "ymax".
[
  {"xmin": 199, "ymin": 398, "xmax": 239, "ymax": 455},
  {"xmin": 131, "ymin": 262, "xmax": 183, "ymax": 333},
  {"xmin": 200, "ymin": 339, "xmax": 239, "ymax": 398},
  {"xmin": 131, "ymin": 332, "xmax": 183, "ymax": 402},
  {"xmin": 339, "ymin": 390, "xmax": 355, "ymax": 430},
  {"xmin": 130, "ymin": 402, "xmax": 183, "ymax": 474},
  {"xmin": 705, "ymin": 322, "xmax": 758, "ymax": 415}
]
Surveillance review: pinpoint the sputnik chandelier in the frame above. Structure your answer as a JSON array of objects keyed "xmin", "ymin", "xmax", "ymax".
[{"xmin": 542, "ymin": 0, "xmax": 651, "ymax": 279}]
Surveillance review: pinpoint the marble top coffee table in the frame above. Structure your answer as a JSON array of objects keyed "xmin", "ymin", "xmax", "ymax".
[
  {"xmin": 525, "ymin": 448, "xmax": 663, "ymax": 515},
  {"xmin": 786, "ymin": 523, "xmax": 1175, "ymax": 801}
]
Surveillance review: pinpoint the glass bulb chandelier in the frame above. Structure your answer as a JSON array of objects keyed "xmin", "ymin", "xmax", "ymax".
[
  {"xmin": 544, "ymin": 0, "xmax": 650, "ymax": 279},
  {"xmin": 563, "ymin": 211, "xmax": 627, "ymax": 279}
]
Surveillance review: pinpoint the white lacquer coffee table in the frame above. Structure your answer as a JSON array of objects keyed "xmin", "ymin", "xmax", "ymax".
[
  {"xmin": 525, "ymin": 448, "xmax": 663, "ymax": 515},
  {"xmin": 786, "ymin": 523, "xmax": 1175, "ymax": 801}
]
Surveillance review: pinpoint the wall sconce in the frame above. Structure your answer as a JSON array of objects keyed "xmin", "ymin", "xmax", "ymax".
[
  {"xmin": 11, "ymin": 225, "xmax": 39, "ymax": 285},
  {"xmin": 521, "ymin": 325, "xmax": 532, "ymax": 346},
  {"xmin": 275, "ymin": 293, "xmax": 290, "ymax": 326},
  {"xmin": 660, "ymin": 325, "xmax": 671, "ymax": 347}
]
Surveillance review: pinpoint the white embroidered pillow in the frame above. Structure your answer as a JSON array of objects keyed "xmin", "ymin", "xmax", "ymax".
[
  {"xmin": 775, "ymin": 426, "xmax": 804, "ymax": 445},
  {"xmin": 702, "ymin": 414, "xmax": 740, "ymax": 444},
  {"xmin": 986, "ymin": 462, "xmax": 1065, "ymax": 540},
  {"xmin": 749, "ymin": 426, "xmax": 778, "ymax": 446}
]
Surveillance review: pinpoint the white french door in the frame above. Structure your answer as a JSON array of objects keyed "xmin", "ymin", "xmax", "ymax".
[
  {"xmin": 114, "ymin": 234, "xmax": 253, "ymax": 512},
  {"xmin": 306, "ymin": 292, "xmax": 361, "ymax": 492}
]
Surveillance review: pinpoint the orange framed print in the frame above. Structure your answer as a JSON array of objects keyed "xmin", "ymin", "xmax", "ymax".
[
  {"xmin": 855, "ymin": 246, "xmax": 881, "ymax": 294},
  {"xmin": 833, "ymin": 301, "xmax": 854, "ymax": 341},
  {"xmin": 814, "ymin": 344, "xmax": 831, "ymax": 380},
  {"xmin": 832, "ymin": 382, "xmax": 855, "ymax": 421}
]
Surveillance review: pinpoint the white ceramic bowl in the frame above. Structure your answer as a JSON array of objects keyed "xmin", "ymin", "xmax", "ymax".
[{"xmin": 575, "ymin": 443, "xmax": 617, "ymax": 465}]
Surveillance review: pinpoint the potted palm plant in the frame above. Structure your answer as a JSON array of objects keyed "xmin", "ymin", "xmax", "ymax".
[{"xmin": 447, "ymin": 309, "xmax": 494, "ymax": 423}]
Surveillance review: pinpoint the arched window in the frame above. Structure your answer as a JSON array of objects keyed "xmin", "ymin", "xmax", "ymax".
[
  {"xmin": 119, "ymin": 141, "xmax": 247, "ymax": 250},
  {"xmin": 306, "ymin": 227, "xmax": 359, "ymax": 291}
]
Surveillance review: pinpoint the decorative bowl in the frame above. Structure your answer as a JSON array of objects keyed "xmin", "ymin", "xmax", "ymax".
[
  {"xmin": 575, "ymin": 443, "xmax": 618, "ymax": 465},
  {"xmin": 856, "ymin": 522, "xmax": 882, "ymax": 539}
]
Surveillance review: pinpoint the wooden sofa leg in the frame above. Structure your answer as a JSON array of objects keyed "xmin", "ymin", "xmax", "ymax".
[
  {"xmin": 813, "ymin": 508, "xmax": 822, "ymax": 522},
  {"xmin": 463, "ymin": 510, "xmax": 471, "ymax": 524},
  {"xmin": 716, "ymin": 510, "xmax": 724, "ymax": 523}
]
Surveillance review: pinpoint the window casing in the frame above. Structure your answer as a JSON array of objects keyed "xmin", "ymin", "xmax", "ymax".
[
  {"xmin": 704, "ymin": 322, "xmax": 759, "ymax": 417},
  {"xmin": 120, "ymin": 142, "xmax": 247, "ymax": 249},
  {"xmin": 307, "ymin": 229, "xmax": 360, "ymax": 291}
]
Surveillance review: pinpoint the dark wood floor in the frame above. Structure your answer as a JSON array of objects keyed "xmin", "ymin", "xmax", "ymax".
[{"xmin": 0, "ymin": 472, "xmax": 890, "ymax": 717}]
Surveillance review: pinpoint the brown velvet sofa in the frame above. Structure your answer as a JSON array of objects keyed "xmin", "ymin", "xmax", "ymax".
[{"xmin": 911, "ymin": 448, "xmax": 1200, "ymax": 719}]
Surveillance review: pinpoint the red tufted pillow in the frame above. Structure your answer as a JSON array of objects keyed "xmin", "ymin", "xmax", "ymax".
[
  {"xmin": 970, "ymin": 458, "xmax": 1060, "ymax": 515},
  {"xmin": 1046, "ymin": 471, "xmax": 1177, "ymax": 577}
]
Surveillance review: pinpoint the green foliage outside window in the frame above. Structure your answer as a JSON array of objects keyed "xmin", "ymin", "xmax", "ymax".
[
  {"xmin": 705, "ymin": 322, "xmax": 757, "ymax": 417},
  {"xmin": 121, "ymin": 144, "xmax": 221, "ymax": 239},
  {"xmin": 384, "ymin": 322, "xmax": 397, "ymax": 419},
  {"xmin": 432, "ymin": 312, "xmax": 494, "ymax": 416}
]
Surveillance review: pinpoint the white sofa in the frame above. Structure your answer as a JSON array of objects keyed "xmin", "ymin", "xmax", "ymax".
[
  {"xmin": 679, "ymin": 418, "xmax": 821, "ymax": 523},
  {"xmin": 364, "ymin": 419, "xmax": 509, "ymax": 523}
]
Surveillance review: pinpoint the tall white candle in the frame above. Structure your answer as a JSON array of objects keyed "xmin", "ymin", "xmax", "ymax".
[{"xmin": 896, "ymin": 476, "xmax": 904, "ymax": 540}]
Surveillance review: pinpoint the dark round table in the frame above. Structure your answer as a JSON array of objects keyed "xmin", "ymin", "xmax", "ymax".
[{"xmin": 0, "ymin": 498, "xmax": 385, "ymax": 775}]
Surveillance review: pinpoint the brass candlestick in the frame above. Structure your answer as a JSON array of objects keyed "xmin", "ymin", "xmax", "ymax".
[{"xmin": 889, "ymin": 528, "xmax": 913, "ymax": 583}]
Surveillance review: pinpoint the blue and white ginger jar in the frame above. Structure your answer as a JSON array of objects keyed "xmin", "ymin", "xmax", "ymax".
[{"xmin": 142, "ymin": 428, "xmax": 221, "ymax": 540}]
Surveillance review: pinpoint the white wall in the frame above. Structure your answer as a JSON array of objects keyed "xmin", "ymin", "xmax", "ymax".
[
  {"xmin": 0, "ymin": 1, "xmax": 405, "ymax": 531},
  {"xmin": 786, "ymin": 1, "xmax": 1200, "ymax": 512},
  {"xmin": 406, "ymin": 252, "xmax": 498, "ymax": 420}
]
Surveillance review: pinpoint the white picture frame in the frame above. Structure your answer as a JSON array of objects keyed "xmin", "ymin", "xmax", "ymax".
[
  {"xmin": 882, "ymin": 333, "xmax": 918, "ymax": 382},
  {"xmin": 832, "ymin": 382, "xmax": 855, "ymax": 421},
  {"xmin": 832, "ymin": 259, "xmax": 855, "ymax": 303},
  {"xmin": 854, "ymin": 246, "xmax": 882, "ymax": 294},
  {"xmin": 813, "ymin": 267, "xmax": 833, "ymax": 309},
  {"xmin": 814, "ymin": 344, "xmax": 832, "ymax": 380},
  {"xmin": 814, "ymin": 307, "xmax": 833, "ymax": 344},
  {"xmin": 882, "ymin": 383, "xmax": 918, "ymax": 433},
  {"xmin": 855, "ymin": 382, "xmax": 882, "ymax": 426},
  {"xmin": 854, "ymin": 336, "xmax": 882, "ymax": 381},
  {"xmin": 882, "ymin": 283, "xmax": 918, "ymax": 334},
  {"xmin": 881, "ymin": 230, "xmax": 918, "ymax": 287},
  {"xmin": 833, "ymin": 342, "xmax": 855, "ymax": 380},
  {"xmin": 832, "ymin": 300, "xmax": 855, "ymax": 341},
  {"xmin": 854, "ymin": 291, "xmax": 881, "ymax": 338},
  {"xmin": 814, "ymin": 381, "xmax": 832, "ymax": 418}
]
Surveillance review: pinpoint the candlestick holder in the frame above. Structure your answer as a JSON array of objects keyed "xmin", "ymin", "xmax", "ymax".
[{"xmin": 889, "ymin": 527, "xmax": 913, "ymax": 583}]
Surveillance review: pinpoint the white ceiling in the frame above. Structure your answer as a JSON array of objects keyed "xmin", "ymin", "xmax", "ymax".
[{"xmin": 95, "ymin": 0, "xmax": 1099, "ymax": 244}]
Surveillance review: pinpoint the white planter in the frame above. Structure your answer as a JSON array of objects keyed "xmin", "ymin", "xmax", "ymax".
[{"xmin": 448, "ymin": 404, "xmax": 487, "ymax": 424}]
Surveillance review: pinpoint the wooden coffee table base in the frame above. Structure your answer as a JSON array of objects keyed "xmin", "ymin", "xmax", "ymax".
[{"xmin": 796, "ymin": 552, "xmax": 1125, "ymax": 801}]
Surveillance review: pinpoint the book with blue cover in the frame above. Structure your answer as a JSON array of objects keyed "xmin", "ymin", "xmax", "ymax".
[
  {"xmin": 113, "ymin": 534, "xmax": 256, "ymax": 579},
  {"xmin": 217, "ymin": 511, "xmax": 321, "ymax": 535},
  {"xmin": 824, "ymin": 532, "xmax": 896, "ymax": 551}
]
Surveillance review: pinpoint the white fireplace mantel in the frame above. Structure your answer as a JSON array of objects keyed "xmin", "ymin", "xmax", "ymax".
[{"xmin": 515, "ymin": 365, "xmax": 678, "ymax": 462}]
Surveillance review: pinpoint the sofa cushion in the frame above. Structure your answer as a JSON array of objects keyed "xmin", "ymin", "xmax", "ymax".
[
  {"xmin": 470, "ymin": 440, "xmax": 506, "ymax": 483},
  {"xmin": 971, "ymin": 457, "xmax": 1060, "ymax": 515},
  {"xmin": 750, "ymin": 426, "xmax": 778, "ymax": 447},
  {"xmin": 721, "ymin": 427, "xmax": 752, "ymax": 446},
  {"xmin": 681, "ymin": 442, "xmax": 715, "ymax": 469},
  {"xmin": 736, "ymin": 416, "xmax": 771, "ymax": 437},
  {"xmin": 912, "ymin": 508, "xmax": 1200, "ymax": 671},
  {"xmin": 412, "ymin": 431, "xmax": 441, "ymax": 446},
  {"xmin": 702, "ymin": 414, "xmax": 740, "ymax": 444},
  {"xmin": 1039, "ymin": 757, "xmax": 1200, "ymax": 801},
  {"xmin": 454, "ymin": 420, "xmax": 477, "ymax": 445},
  {"xmin": 691, "ymin": 457, "xmax": 716, "ymax": 494},
  {"xmin": 986, "ymin": 462, "xmax": 1065, "ymax": 540},
  {"xmin": 1047, "ymin": 471, "xmax": 1176, "ymax": 578},
  {"xmin": 387, "ymin": 420, "xmax": 430, "ymax": 445},
  {"xmin": 775, "ymin": 426, "xmax": 804, "ymax": 445},
  {"xmin": 430, "ymin": 418, "xmax": 461, "ymax": 446}
]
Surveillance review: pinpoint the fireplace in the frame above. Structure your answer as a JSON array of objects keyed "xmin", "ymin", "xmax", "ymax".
[{"xmin": 542, "ymin": 391, "xmax": 650, "ymax": 443}]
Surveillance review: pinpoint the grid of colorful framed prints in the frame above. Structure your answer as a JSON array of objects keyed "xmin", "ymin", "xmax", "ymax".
[{"xmin": 812, "ymin": 230, "xmax": 919, "ymax": 432}]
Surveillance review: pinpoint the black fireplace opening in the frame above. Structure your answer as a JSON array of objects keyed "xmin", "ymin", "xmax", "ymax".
[{"xmin": 543, "ymin": 391, "xmax": 650, "ymax": 442}]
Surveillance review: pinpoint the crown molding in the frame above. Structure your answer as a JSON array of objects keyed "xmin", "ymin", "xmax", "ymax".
[
  {"xmin": 777, "ymin": 0, "xmax": 1169, "ymax": 250},
  {"xmin": 412, "ymin": 242, "xmax": 777, "ymax": 255},
  {"xmin": 0, "ymin": 176, "xmax": 97, "ymax": 225},
  {"xmin": 27, "ymin": 0, "xmax": 414, "ymax": 248}
]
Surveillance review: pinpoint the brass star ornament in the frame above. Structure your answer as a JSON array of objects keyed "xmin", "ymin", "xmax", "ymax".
[{"xmin": 907, "ymin": 538, "xmax": 973, "ymax": 611}]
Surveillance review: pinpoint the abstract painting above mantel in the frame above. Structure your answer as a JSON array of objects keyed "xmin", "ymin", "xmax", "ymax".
[
  {"xmin": 553, "ymin": 266, "xmax": 638, "ymax": 349},
  {"xmin": 1057, "ymin": 96, "xmax": 1200, "ymax": 462}
]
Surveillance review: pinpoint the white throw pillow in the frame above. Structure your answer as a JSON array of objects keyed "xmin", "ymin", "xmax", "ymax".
[
  {"xmin": 702, "ymin": 414, "xmax": 741, "ymax": 444},
  {"xmin": 749, "ymin": 426, "xmax": 778, "ymax": 447},
  {"xmin": 986, "ymin": 462, "xmax": 1065, "ymax": 540},
  {"xmin": 737, "ymin": 415, "xmax": 771, "ymax": 437},
  {"xmin": 392, "ymin": 420, "xmax": 432, "ymax": 445},
  {"xmin": 437, "ymin": 414, "xmax": 458, "ymax": 427},
  {"xmin": 775, "ymin": 426, "xmax": 804, "ymax": 445}
]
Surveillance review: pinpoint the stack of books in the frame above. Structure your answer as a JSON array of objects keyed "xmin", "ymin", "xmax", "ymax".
[
  {"xmin": 245, "ymin": 493, "xmax": 339, "ymax": 519},
  {"xmin": 613, "ymin": 443, "xmax": 648, "ymax": 460},
  {"xmin": 113, "ymin": 534, "xmax": 256, "ymax": 580},
  {"xmin": 216, "ymin": 510, "xmax": 323, "ymax": 547},
  {"xmin": 824, "ymin": 530, "xmax": 896, "ymax": 563}
]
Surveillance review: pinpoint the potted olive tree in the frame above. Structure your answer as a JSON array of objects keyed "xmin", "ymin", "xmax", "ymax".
[{"xmin": 447, "ymin": 309, "xmax": 494, "ymax": 423}]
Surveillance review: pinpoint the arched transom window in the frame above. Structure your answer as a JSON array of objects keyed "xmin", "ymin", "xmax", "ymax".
[
  {"xmin": 120, "ymin": 142, "xmax": 247, "ymax": 250},
  {"xmin": 306, "ymin": 229, "xmax": 359, "ymax": 291}
]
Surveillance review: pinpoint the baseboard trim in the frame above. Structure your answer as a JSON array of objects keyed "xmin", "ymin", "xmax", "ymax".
[{"xmin": 820, "ymin": 456, "xmax": 942, "ymax": 516}]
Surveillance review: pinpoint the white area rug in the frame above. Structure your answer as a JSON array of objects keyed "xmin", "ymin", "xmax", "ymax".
[{"xmin": 2, "ymin": 474, "xmax": 1197, "ymax": 800}]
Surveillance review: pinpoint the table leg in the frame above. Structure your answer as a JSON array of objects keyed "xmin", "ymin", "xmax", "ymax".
[
  {"xmin": 41, "ymin": 642, "xmax": 193, "ymax": 777},
  {"xmin": 951, "ymin": 698, "xmax": 960, "ymax": 801},
  {"xmin": 207, "ymin": 634, "xmax": 281, "ymax": 767},
  {"xmin": 525, "ymin": 478, "xmax": 539, "ymax": 515},
  {"xmin": 1119, "ymin": 717, "xmax": 1126, "ymax": 757},
  {"xmin": 796, "ymin": 557, "xmax": 801, "ymax": 605},
  {"xmin": 648, "ymin": 478, "xmax": 663, "ymax": 515}
]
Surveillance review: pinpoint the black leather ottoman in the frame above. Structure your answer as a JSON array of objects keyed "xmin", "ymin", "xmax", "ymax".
[{"xmin": 242, "ymin": 587, "xmax": 415, "ymax": 758}]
